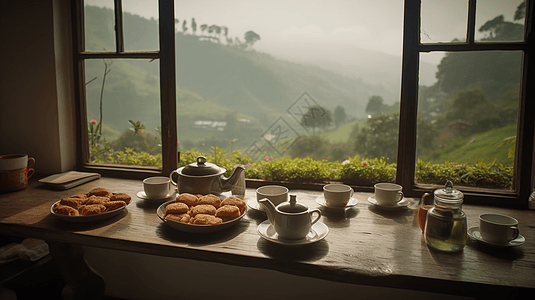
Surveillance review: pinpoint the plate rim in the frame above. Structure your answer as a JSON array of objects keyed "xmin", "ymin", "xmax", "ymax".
[
  {"xmin": 257, "ymin": 219, "xmax": 328, "ymax": 245},
  {"xmin": 315, "ymin": 195, "xmax": 358, "ymax": 209},
  {"xmin": 367, "ymin": 196, "xmax": 409, "ymax": 210},
  {"xmin": 468, "ymin": 226, "xmax": 525, "ymax": 247},
  {"xmin": 49, "ymin": 199, "xmax": 127, "ymax": 222}
]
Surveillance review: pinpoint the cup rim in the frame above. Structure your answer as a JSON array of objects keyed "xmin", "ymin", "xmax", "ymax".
[
  {"xmin": 323, "ymin": 184, "xmax": 352, "ymax": 192},
  {"xmin": 374, "ymin": 183, "xmax": 402, "ymax": 191},
  {"xmin": 480, "ymin": 213, "xmax": 518, "ymax": 226},
  {"xmin": 256, "ymin": 185, "xmax": 289, "ymax": 196},
  {"xmin": 143, "ymin": 176, "xmax": 170, "ymax": 184}
]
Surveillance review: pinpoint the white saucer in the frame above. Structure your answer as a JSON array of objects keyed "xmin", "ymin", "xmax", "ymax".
[
  {"xmin": 468, "ymin": 227, "xmax": 525, "ymax": 247},
  {"xmin": 367, "ymin": 196, "xmax": 409, "ymax": 210},
  {"xmin": 257, "ymin": 220, "xmax": 328, "ymax": 246},
  {"xmin": 315, "ymin": 196, "xmax": 358, "ymax": 209},
  {"xmin": 136, "ymin": 191, "xmax": 176, "ymax": 202},
  {"xmin": 247, "ymin": 198, "xmax": 266, "ymax": 213}
]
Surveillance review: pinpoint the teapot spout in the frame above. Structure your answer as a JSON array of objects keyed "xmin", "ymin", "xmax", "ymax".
[
  {"xmin": 258, "ymin": 198, "xmax": 276, "ymax": 225},
  {"xmin": 220, "ymin": 164, "xmax": 246, "ymax": 192}
]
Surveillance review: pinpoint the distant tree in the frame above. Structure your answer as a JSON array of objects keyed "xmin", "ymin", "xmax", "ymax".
[
  {"xmin": 334, "ymin": 106, "xmax": 347, "ymax": 128},
  {"xmin": 514, "ymin": 2, "xmax": 526, "ymax": 21},
  {"xmin": 244, "ymin": 31, "xmax": 261, "ymax": 48},
  {"xmin": 365, "ymin": 95, "xmax": 385, "ymax": 115},
  {"xmin": 182, "ymin": 20, "xmax": 188, "ymax": 33},
  {"xmin": 191, "ymin": 18, "xmax": 197, "ymax": 35},
  {"xmin": 300, "ymin": 105, "xmax": 332, "ymax": 133},
  {"xmin": 200, "ymin": 24, "xmax": 207, "ymax": 35}
]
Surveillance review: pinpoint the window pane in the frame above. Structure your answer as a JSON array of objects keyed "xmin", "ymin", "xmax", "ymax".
[
  {"xmin": 475, "ymin": 0, "xmax": 526, "ymax": 42},
  {"xmin": 171, "ymin": 0, "xmax": 403, "ymax": 185},
  {"xmin": 85, "ymin": 59, "xmax": 162, "ymax": 167},
  {"xmin": 84, "ymin": 0, "xmax": 116, "ymax": 52},
  {"xmin": 416, "ymin": 51, "xmax": 522, "ymax": 190},
  {"xmin": 123, "ymin": 0, "xmax": 159, "ymax": 51},
  {"xmin": 421, "ymin": 0, "xmax": 467, "ymax": 44}
]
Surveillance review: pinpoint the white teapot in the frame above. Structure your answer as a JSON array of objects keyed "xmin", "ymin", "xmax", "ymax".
[{"xmin": 259, "ymin": 194, "xmax": 321, "ymax": 240}]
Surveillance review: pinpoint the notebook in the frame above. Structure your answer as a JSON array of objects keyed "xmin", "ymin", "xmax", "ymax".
[{"xmin": 38, "ymin": 171, "xmax": 101, "ymax": 190}]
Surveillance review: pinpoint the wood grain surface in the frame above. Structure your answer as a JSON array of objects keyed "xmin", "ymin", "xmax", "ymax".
[{"xmin": 1, "ymin": 177, "xmax": 534, "ymax": 299}]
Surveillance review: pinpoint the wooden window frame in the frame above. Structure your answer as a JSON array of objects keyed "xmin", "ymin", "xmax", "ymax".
[
  {"xmin": 71, "ymin": 0, "xmax": 177, "ymax": 180},
  {"xmin": 398, "ymin": 0, "xmax": 535, "ymax": 208}
]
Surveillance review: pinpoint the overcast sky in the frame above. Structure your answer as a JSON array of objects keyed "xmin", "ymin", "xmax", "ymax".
[{"xmin": 87, "ymin": 0, "xmax": 525, "ymax": 66}]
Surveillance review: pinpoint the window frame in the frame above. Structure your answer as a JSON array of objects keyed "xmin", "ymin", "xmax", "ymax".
[
  {"xmin": 72, "ymin": 0, "xmax": 534, "ymax": 207},
  {"xmin": 398, "ymin": 0, "xmax": 535, "ymax": 208},
  {"xmin": 72, "ymin": 0, "xmax": 177, "ymax": 180}
]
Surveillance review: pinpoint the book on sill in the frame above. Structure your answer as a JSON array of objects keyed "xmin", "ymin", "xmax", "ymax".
[{"xmin": 38, "ymin": 171, "xmax": 101, "ymax": 190}]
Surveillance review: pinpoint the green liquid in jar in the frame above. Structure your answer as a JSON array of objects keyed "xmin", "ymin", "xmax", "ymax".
[{"xmin": 425, "ymin": 216, "xmax": 467, "ymax": 252}]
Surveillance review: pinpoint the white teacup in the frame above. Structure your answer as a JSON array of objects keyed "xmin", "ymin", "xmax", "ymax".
[
  {"xmin": 256, "ymin": 185, "xmax": 289, "ymax": 207},
  {"xmin": 323, "ymin": 184, "xmax": 354, "ymax": 207},
  {"xmin": 479, "ymin": 214, "xmax": 520, "ymax": 245},
  {"xmin": 143, "ymin": 176, "xmax": 171, "ymax": 199},
  {"xmin": 374, "ymin": 183, "xmax": 404, "ymax": 206}
]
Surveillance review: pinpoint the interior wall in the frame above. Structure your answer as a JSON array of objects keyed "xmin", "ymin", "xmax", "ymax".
[{"xmin": 0, "ymin": 0, "xmax": 76, "ymax": 175}]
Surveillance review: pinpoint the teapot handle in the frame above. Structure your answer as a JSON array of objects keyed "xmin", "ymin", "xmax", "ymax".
[
  {"xmin": 169, "ymin": 169, "xmax": 179, "ymax": 187},
  {"xmin": 309, "ymin": 209, "xmax": 322, "ymax": 225}
]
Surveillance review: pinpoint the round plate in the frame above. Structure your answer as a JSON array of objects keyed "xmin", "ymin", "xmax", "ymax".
[
  {"xmin": 468, "ymin": 227, "xmax": 525, "ymax": 247},
  {"xmin": 257, "ymin": 220, "xmax": 328, "ymax": 246},
  {"xmin": 367, "ymin": 196, "xmax": 409, "ymax": 210},
  {"xmin": 315, "ymin": 196, "xmax": 358, "ymax": 209},
  {"xmin": 50, "ymin": 200, "xmax": 127, "ymax": 223},
  {"xmin": 157, "ymin": 199, "xmax": 247, "ymax": 233},
  {"xmin": 136, "ymin": 191, "xmax": 176, "ymax": 202}
]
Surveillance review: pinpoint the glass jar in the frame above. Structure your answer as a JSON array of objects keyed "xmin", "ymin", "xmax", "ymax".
[{"xmin": 424, "ymin": 181, "xmax": 468, "ymax": 252}]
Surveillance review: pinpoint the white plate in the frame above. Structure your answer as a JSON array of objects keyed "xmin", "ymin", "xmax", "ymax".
[
  {"xmin": 50, "ymin": 200, "xmax": 127, "ymax": 223},
  {"xmin": 315, "ymin": 196, "xmax": 358, "ymax": 209},
  {"xmin": 257, "ymin": 220, "xmax": 328, "ymax": 246},
  {"xmin": 367, "ymin": 196, "xmax": 409, "ymax": 210},
  {"xmin": 468, "ymin": 227, "xmax": 525, "ymax": 247},
  {"xmin": 157, "ymin": 199, "xmax": 247, "ymax": 233},
  {"xmin": 246, "ymin": 197, "xmax": 266, "ymax": 213},
  {"xmin": 137, "ymin": 191, "xmax": 176, "ymax": 202}
]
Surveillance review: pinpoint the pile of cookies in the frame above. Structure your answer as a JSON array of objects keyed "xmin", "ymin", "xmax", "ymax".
[
  {"xmin": 164, "ymin": 193, "xmax": 246, "ymax": 225},
  {"xmin": 52, "ymin": 187, "xmax": 131, "ymax": 217}
]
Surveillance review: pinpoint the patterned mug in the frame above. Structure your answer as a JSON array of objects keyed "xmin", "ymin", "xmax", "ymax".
[{"xmin": 0, "ymin": 166, "xmax": 35, "ymax": 192}]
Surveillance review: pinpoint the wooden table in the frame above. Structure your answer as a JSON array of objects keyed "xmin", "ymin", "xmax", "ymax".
[{"xmin": 0, "ymin": 177, "xmax": 534, "ymax": 299}]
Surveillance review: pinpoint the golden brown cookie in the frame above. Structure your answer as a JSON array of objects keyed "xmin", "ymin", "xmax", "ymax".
[
  {"xmin": 165, "ymin": 202, "xmax": 190, "ymax": 215},
  {"xmin": 59, "ymin": 197, "xmax": 86, "ymax": 210},
  {"xmin": 85, "ymin": 195, "xmax": 110, "ymax": 205},
  {"xmin": 87, "ymin": 187, "xmax": 113, "ymax": 198},
  {"xmin": 215, "ymin": 205, "xmax": 241, "ymax": 222},
  {"xmin": 175, "ymin": 193, "xmax": 199, "ymax": 207},
  {"xmin": 198, "ymin": 194, "xmax": 222, "ymax": 208},
  {"xmin": 189, "ymin": 204, "xmax": 216, "ymax": 217},
  {"xmin": 103, "ymin": 200, "xmax": 126, "ymax": 211},
  {"xmin": 190, "ymin": 214, "xmax": 223, "ymax": 225},
  {"xmin": 80, "ymin": 204, "xmax": 107, "ymax": 216},
  {"xmin": 221, "ymin": 196, "xmax": 247, "ymax": 214},
  {"xmin": 53, "ymin": 203, "xmax": 80, "ymax": 216},
  {"xmin": 165, "ymin": 213, "xmax": 191, "ymax": 224},
  {"xmin": 110, "ymin": 193, "xmax": 131, "ymax": 205}
]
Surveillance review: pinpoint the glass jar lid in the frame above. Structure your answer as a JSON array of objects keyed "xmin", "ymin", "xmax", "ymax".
[
  {"xmin": 434, "ymin": 180, "xmax": 463, "ymax": 201},
  {"xmin": 180, "ymin": 156, "xmax": 225, "ymax": 176}
]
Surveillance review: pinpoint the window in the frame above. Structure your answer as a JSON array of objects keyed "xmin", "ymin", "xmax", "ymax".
[{"xmin": 73, "ymin": 0, "xmax": 534, "ymax": 207}]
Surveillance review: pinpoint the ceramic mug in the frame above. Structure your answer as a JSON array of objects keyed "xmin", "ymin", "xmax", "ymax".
[
  {"xmin": 479, "ymin": 214, "xmax": 520, "ymax": 245},
  {"xmin": 143, "ymin": 176, "xmax": 171, "ymax": 199},
  {"xmin": 0, "ymin": 167, "xmax": 35, "ymax": 192},
  {"xmin": 374, "ymin": 183, "xmax": 404, "ymax": 206},
  {"xmin": 323, "ymin": 184, "xmax": 354, "ymax": 207},
  {"xmin": 0, "ymin": 154, "xmax": 35, "ymax": 171},
  {"xmin": 256, "ymin": 185, "xmax": 289, "ymax": 207}
]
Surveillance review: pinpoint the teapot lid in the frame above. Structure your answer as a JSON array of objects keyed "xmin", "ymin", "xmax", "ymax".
[
  {"xmin": 277, "ymin": 194, "xmax": 308, "ymax": 213},
  {"xmin": 434, "ymin": 180, "xmax": 463, "ymax": 201},
  {"xmin": 181, "ymin": 156, "xmax": 225, "ymax": 176}
]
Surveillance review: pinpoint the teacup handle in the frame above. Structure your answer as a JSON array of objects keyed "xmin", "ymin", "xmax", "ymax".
[
  {"xmin": 309, "ymin": 209, "xmax": 322, "ymax": 225},
  {"xmin": 510, "ymin": 226, "xmax": 520, "ymax": 240},
  {"xmin": 27, "ymin": 157, "xmax": 35, "ymax": 169},
  {"xmin": 169, "ymin": 169, "xmax": 179, "ymax": 187},
  {"xmin": 27, "ymin": 168, "xmax": 35, "ymax": 181},
  {"xmin": 350, "ymin": 188, "xmax": 354, "ymax": 198},
  {"xmin": 397, "ymin": 191, "xmax": 404, "ymax": 202}
]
